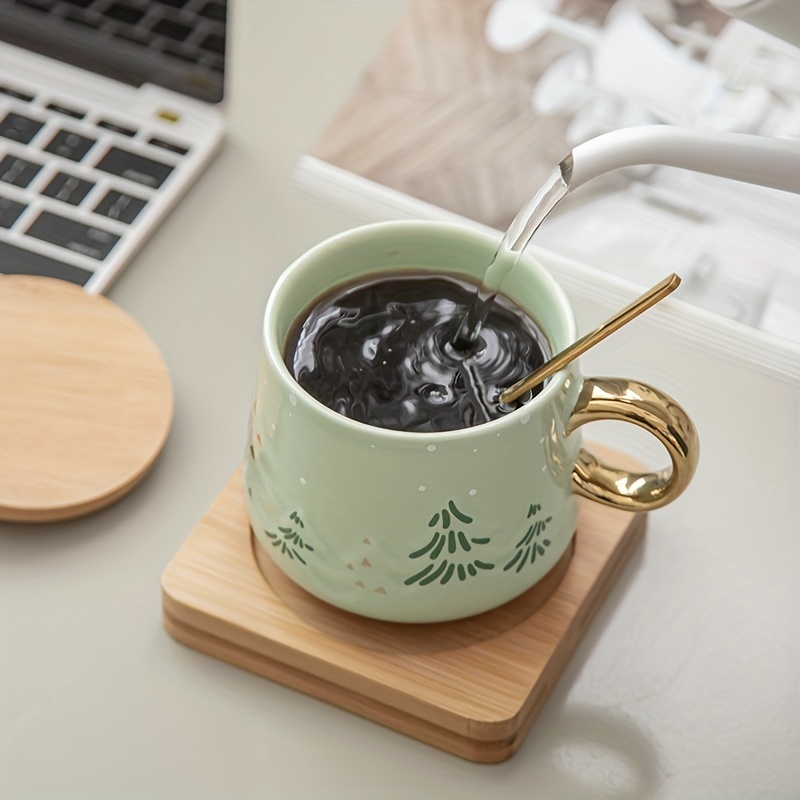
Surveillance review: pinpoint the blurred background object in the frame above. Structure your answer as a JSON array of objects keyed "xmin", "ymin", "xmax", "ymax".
[{"xmin": 306, "ymin": 0, "xmax": 800, "ymax": 344}]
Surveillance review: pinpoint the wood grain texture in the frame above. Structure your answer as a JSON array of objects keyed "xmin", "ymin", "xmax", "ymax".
[
  {"xmin": 308, "ymin": 0, "xmax": 728, "ymax": 229},
  {"xmin": 0, "ymin": 275, "xmax": 173, "ymax": 522},
  {"xmin": 308, "ymin": 0, "xmax": 624, "ymax": 229},
  {"xmin": 161, "ymin": 464, "xmax": 645, "ymax": 762}
]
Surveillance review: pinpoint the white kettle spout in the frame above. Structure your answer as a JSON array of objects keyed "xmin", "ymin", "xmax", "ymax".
[{"xmin": 563, "ymin": 126, "xmax": 800, "ymax": 195}]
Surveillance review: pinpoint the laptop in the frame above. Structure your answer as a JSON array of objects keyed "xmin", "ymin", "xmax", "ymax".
[{"xmin": 0, "ymin": 0, "xmax": 227, "ymax": 294}]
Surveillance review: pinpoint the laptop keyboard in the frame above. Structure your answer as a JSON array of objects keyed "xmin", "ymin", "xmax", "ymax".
[
  {"xmin": 15, "ymin": 0, "xmax": 226, "ymax": 76},
  {"xmin": 0, "ymin": 83, "xmax": 192, "ymax": 290},
  {"xmin": 0, "ymin": 0, "xmax": 226, "ymax": 291}
]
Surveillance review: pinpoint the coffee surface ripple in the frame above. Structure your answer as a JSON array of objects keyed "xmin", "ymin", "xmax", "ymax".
[{"xmin": 286, "ymin": 275, "xmax": 548, "ymax": 433}]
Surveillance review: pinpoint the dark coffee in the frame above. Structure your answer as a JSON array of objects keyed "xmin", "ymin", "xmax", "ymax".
[{"xmin": 284, "ymin": 272, "xmax": 549, "ymax": 433}]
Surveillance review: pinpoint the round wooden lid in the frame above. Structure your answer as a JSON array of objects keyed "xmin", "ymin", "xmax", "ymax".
[{"xmin": 0, "ymin": 276, "xmax": 174, "ymax": 523}]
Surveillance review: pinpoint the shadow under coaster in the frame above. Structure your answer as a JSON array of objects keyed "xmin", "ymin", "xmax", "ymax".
[{"xmin": 161, "ymin": 466, "xmax": 645, "ymax": 763}]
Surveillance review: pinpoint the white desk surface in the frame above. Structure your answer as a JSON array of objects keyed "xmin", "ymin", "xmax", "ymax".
[{"xmin": 2, "ymin": 2, "xmax": 799, "ymax": 798}]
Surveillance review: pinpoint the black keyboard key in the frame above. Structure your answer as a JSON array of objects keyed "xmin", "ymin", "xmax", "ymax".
[
  {"xmin": 0, "ymin": 155, "xmax": 42, "ymax": 188},
  {"xmin": 199, "ymin": 1, "xmax": 225, "ymax": 22},
  {"xmin": 16, "ymin": 0, "xmax": 56, "ymax": 11},
  {"xmin": 0, "ymin": 85, "xmax": 35, "ymax": 102},
  {"xmin": 199, "ymin": 32, "xmax": 225, "ymax": 55},
  {"xmin": 44, "ymin": 129, "xmax": 97, "ymax": 162},
  {"xmin": 152, "ymin": 0, "xmax": 189, "ymax": 7},
  {"xmin": 64, "ymin": 12, "xmax": 101, "ymax": 29},
  {"xmin": 0, "ymin": 196, "xmax": 27, "ymax": 228},
  {"xmin": 0, "ymin": 239, "xmax": 91, "ymax": 285},
  {"xmin": 113, "ymin": 28, "xmax": 149, "ymax": 45},
  {"xmin": 152, "ymin": 17, "xmax": 192, "ymax": 41},
  {"xmin": 103, "ymin": 2, "xmax": 145, "ymax": 24},
  {"xmin": 97, "ymin": 119, "xmax": 137, "ymax": 137},
  {"xmin": 0, "ymin": 112, "xmax": 44, "ymax": 144},
  {"xmin": 95, "ymin": 146, "xmax": 173, "ymax": 188},
  {"xmin": 59, "ymin": 0, "xmax": 96, "ymax": 7},
  {"xmin": 162, "ymin": 45, "xmax": 199, "ymax": 64},
  {"xmin": 93, "ymin": 189, "xmax": 147, "ymax": 224},
  {"xmin": 26, "ymin": 211, "xmax": 120, "ymax": 260},
  {"xmin": 46, "ymin": 102, "xmax": 86, "ymax": 120},
  {"xmin": 148, "ymin": 136, "xmax": 189, "ymax": 156},
  {"xmin": 42, "ymin": 172, "xmax": 95, "ymax": 206}
]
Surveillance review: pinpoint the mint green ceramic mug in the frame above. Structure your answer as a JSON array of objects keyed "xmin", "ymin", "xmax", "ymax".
[{"xmin": 244, "ymin": 221, "xmax": 698, "ymax": 623}]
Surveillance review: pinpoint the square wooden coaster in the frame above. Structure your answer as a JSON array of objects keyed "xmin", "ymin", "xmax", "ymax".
[{"xmin": 162, "ymin": 467, "xmax": 645, "ymax": 763}]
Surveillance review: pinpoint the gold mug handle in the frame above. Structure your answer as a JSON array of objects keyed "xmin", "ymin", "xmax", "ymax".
[{"xmin": 566, "ymin": 377, "xmax": 699, "ymax": 511}]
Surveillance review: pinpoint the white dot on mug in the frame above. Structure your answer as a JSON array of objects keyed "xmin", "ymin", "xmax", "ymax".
[
  {"xmin": 271, "ymin": 423, "xmax": 276, "ymax": 432},
  {"xmin": 541, "ymin": 465, "xmax": 547, "ymax": 472},
  {"xmin": 418, "ymin": 485, "xmax": 426, "ymax": 492},
  {"xmin": 289, "ymin": 393, "xmax": 297, "ymax": 406},
  {"xmin": 539, "ymin": 436, "xmax": 546, "ymax": 444},
  {"xmin": 427, "ymin": 444, "xmax": 436, "ymax": 452},
  {"xmin": 473, "ymin": 448, "xmax": 478, "ymax": 453},
  {"xmin": 469, "ymin": 489, "xmax": 477, "ymax": 496},
  {"xmin": 521, "ymin": 413, "xmax": 530, "ymax": 425},
  {"xmin": 300, "ymin": 477, "xmax": 307, "ymax": 485}
]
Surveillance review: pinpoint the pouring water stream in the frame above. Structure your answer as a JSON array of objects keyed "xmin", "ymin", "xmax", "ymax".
[{"xmin": 454, "ymin": 125, "xmax": 800, "ymax": 380}]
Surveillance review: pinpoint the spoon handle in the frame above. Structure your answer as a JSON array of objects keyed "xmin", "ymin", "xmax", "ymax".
[{"xmin": 498, "ymin": 273, "xmax": 681, "ymax": 405}]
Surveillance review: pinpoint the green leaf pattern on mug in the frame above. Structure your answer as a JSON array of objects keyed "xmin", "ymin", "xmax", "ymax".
[
  {"xmin": 405, "ymin": 500, "xmax": 494, "ymax": 586},
  {"xmin": 264, "ymin": 510, "xmax": 315, "ymax": 565},
  {"xmin": 405, "ymin": 499, "xmax": 555, "ymax": 587},
  {"xmin": 503, "ymin": 503, "xmax": 553, "ymax": 573}
]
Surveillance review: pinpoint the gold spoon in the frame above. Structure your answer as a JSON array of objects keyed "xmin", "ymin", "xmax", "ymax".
[{"xmin": 498, "ymin": 273, "xmax": 681, "ymax": 405}]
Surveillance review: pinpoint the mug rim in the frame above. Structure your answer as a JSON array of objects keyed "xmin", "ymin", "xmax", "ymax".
[{"xmin": 262, "ymin": 220, "xmax": 578, "ymax": 442}]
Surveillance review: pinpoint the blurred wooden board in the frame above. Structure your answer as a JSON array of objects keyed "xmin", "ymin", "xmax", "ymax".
[
  {"xmin": 162, "ymin": 464, "xmax": 645, "ymax": 762},
  {"xmin": 307, "ymin": 0, "xmax": 728, "ymax": 230},
  {"xmin": 0, "ymin": 275, "xmax": 173, "ymax": 522}
]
